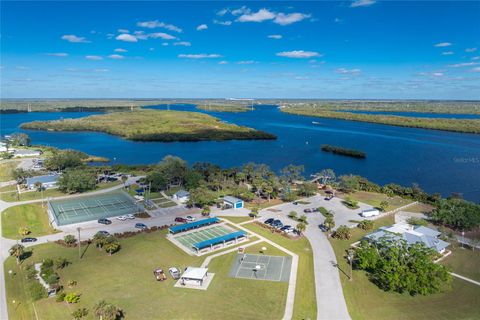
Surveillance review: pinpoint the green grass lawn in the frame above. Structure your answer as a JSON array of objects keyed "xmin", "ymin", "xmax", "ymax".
[
  {"xmin": 339, "ymin": 191, "xmax": 413, "ymax": 211},
  {"xmin": 0, "ymin": 161, "xmax": 20, "ymax": 182},
  {"xmin": 0, "ymin": 184, "xmax": 17, "ymax": 192},
  {"xmin": 1, "ymin": 203, "xmax": 59, "ymax": 239},
  {"xmin": 403, "ymin": 202, "xmax": 435, "ymax": 214},
  {"xmin": 5, "ymin": 229, "xmax": 289, "ymax": 320},
  {"xmin": 218, "ymin": 216, "xmax": 252, "ymax": 224},
  {"xmin": 328, "ymin": 215, "xmax": 480, "ymax": 320},
  {"xmin": 242, "ymin": 223, "xmax": 317, "ymax": 320},
  {"xmin": 441, "ymin": 247, "xmax": 480, "ymax": 282}
]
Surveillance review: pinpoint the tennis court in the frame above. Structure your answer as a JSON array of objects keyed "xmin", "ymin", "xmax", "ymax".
[
  {"xmin": 173, "ymin": 224, "xmax": 242, "ymax": 252},
  {"xmin": 229, "ymin": 254, "xmax": 292, "ymax": 282},
  {"xmin": 48, "ymin": 191, "xmax": 142, "ymax": 226}
]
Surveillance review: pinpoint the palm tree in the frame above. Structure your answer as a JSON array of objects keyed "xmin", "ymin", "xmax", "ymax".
[
  {"xmin": 9, "ymin": 244, "xmax": 25, "ymax": 265},
  {"xmin": 93, "ymin": 300, "xmax": 123, "ymax": 320},
  {"xmin": 324, "ymin": 216, "xmax": 335, "ymax": 231},
  {"xmin": 296, "ymin": 222, "xmax": 306, "ymax": 235},
  {"xmin": 121, "ymin": 175, "xmax": 128, "ymax": 188},
  {"xmin": 201, "ymin": 205, "xmax": 210, "ymax": 217},
  {"xmin": 103, "ymin": 237, "xmax": 120, "ymax": 256},
  {"xmin": 34, "ymin": 181, "xmax": 44, "ymax": 207},
  {"xmin": 93, "ymin": 233, "xmax": 107, "ymax": 250}
]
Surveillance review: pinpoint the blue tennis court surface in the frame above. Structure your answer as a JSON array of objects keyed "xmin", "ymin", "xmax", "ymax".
[{"xmin": 229, "ymin": 254, "xmax": 292, "ymax": 282}]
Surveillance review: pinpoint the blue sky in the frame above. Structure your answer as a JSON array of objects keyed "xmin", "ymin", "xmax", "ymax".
[{"xmin": 1, "ymin": 1, "xmax": 479, "ymax": 99}]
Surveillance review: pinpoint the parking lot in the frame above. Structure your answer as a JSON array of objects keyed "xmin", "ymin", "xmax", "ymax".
[{"xmin": 259, "ymin": 194, "xmax": 377, "ymax": 231}]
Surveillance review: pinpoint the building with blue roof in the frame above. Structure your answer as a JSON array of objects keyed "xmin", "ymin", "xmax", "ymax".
[
  {"xmin": 169, "ymin": 217, "xmax": 219, "ymax": 234},
  {"xmin": 193, "ymin": 230, "xmax": 247, "ymax": 251},
  {"xmin": 26, "ymin": 174, "xmax": 60, "ymax": 190},
  {"xmin": 364, "ymin": 223, "xmax": 449, "ymax": 253}
]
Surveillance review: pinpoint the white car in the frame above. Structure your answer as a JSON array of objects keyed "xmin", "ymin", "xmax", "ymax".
[
  {"xmin": 186, "ymin": 216, "xmax": 196, "ymax": 222},
  {"xmin": 125, "ymin": 214, "xmax": 135, "ymax": 220},
  {"xmin": 116, "ymin": 216, "xmax": 127, "ymax": 221}
]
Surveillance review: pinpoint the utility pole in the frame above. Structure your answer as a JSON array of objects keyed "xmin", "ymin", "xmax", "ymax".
[
  {"xmin": 347, "ymin": 249, "xmax": 354, "ymax": 281},
  {"xmin": 77, "ymin": 227, "xmax": 81, "ymax": 259}
]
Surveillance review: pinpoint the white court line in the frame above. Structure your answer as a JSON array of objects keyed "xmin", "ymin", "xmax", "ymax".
[{"xmin": 278, "ymin": 257, "xmax": 286, "ymax": 282}]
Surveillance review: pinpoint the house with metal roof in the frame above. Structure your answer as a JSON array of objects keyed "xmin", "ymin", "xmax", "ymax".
[
  {"xmin": 25, "ymin": 174, "xmax": 60, "ymax": 190},
  {"xmin": 223, "ymin": 196, "xmax": 244, "ymax": 209},
  {"xmin": 172, "ymin": 190, "xmax": 190, "ymax": 203},
  {"xmin": 364, "ymin": 223, "xmax": 449, "ymax": 253}
]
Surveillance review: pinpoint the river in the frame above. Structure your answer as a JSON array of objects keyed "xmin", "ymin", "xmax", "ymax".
[{"xmin": 2, "ymin": 104, "xmax": 480, "ymax": 202}]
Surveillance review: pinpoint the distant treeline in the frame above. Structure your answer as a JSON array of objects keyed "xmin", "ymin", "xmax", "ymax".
[{"xmin": 321, "ymin": 144, "xmax": 366, "ymax": 159}]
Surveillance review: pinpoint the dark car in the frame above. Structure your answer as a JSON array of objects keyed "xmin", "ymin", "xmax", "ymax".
[
  {"xmin": 324, "ymin": 197, "xmax": 332, "ymax": 201},
  {"xmin": 96, "ymin": 230, "xmax": 110, "ymax": 236},
  {"xmin": 135, "ymin": 223, "xmax": 148, "ymax": 230},
  {"xmin": 264, "ymin": 218, "xmax": 275, "ymax": 225},
  {"xmin": 292, "ymin": 201, "xmax": 298, "ymax": 205},
  {"xmin": 280, "ymin": 225, "xmax": 292, "ymax": 231},
  {"xmin": 304, "ymin": 208, "xmax": 313, "ymax": 213},
  {"xmin": 175, "ymin": 217, "xmax": 187, "ymax": 223},
  {"xmin": 272, "ymin": 220, "xmax": 283, "ymax": 228},
  {"xmin": 21, "ymin": 237, "xmax": 37, "ymax": 243},
  {"xmin": 98, "ymin": 218, "xmax": 112, "ymax": 225},
  {"xmin": 319, "ymin": 224, "xmax": 329, "ymax": 232}
]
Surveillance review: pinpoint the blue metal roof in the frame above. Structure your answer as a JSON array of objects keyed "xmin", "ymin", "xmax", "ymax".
[
  {"xmin": 26, "ymin": 174, "xmax": 60, "ymax": 186},
  {"xmin": 169, "ymin": 217, "xmax": 219, "ymax": 234},
  {"xmin": 193, "ymin": 230, "xmax": 247, "ymax": 250}
]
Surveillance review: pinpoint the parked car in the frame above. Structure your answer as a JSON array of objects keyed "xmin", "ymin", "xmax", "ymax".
[
  {"xmin": 264, "ymin": 218, "xmax": 275, "ymax": 225},
  {"xmin": 319, "ymin": 224, "xmax": 329, "ymax": 232},
  {"xmin": 175, "ymin": 217, "xmax": 187, "ymax": 223},
  {"xmin": 98, "ymin": 218, "xmax": 112, "ymax": 225},
  {"xmin": 292, "ymin": 201, "xmax": 299, "ymax": 205},
  {"xmin": 153, "ymin": 268, "xmax": 167, "ymax": 281},
  {"xmin": 135, "ymin": 223, "xmax": 148, "ymax": 230},
  {"xmin": 272, "ymin": 220, "xmax": 283, "ymax": 229},
  {"xmin": 125, "ymin": 214, "xmax": 135, "ymax": 220},
  {"xmin": 186, "ymin": 216, "xmax": 196, "ymax": 222},
  {"xmin": 116, "ymin": 216, "xmax": 127, "ymax": 221},
  {"xmin": 304, "ymin": 208, "xmax": 313, "ymax": 213},
  {"xmin": 21, "ymin": 237, "xmax": 37, "ymax": 243},
  {"xmin": 169, "ymin": 267, "xmax": 181, "ymax": 280},
  {"xmin": 96, "ymin": 230, "xmax": 110, "ymax": 236},
  {"xmin": 280, "ymin": 225, "xmax": 294, "ymax": 233}
]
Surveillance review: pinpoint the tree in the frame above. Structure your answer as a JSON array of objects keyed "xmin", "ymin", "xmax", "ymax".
[
  {"xmin": 249, "ymin": 207, "xmax": 259, "ymax": 218},
  {"xmin": 72, "ymin": 308, "xmax": 89, "ymax": 320},
  {"xmin": 120, "ymin": 175, "xmax": 128, "ymax": 188},
  {"xmin": 288, "ymin": 211, "xmax": 298, "ymax": 220},
  {"xmin": 355, "ymin": 238, "xmax": 451, "ymax": 295},
  {"xmin": 298, "ymin": 214, "xmax": 308, "ymax": 224},
  {"xmin": 318, "ymin": 169, "xmax": 336, "ymax": 185},
  {"xmin": 357, "ymin": 220, "xmax": 374, "ymax": 231},
  {"xmin": 324, "ymin": 216, "xmax": 335, "ymax": 231},
  {"xmin": 144, "ymin": 171, "xmax": 167, "ymax": 191},
  {"xmin": 93, "ymin": 300, "xmax": 124, "ymax": 320},
  {"xmin": 339, "ymin": 175, "xmax": 360, "ymax": 193},
  {"xmin": 189, "ymin": 187, "xmax": 217, "ymax": 207},
  {"xmin": 280, "ymin": 164, "xmax": 304, "ymax": 183},
  {"xmin": 343, "ymin": 196, "xmax": 359, "ymax": 209},
  {"xmin": 157, "ymin": 155, "xmax": 188, "ymax": 188},
  {"xmin": 332, "ymin": 225, "xmax": 351, "ymax": 240},
  {"xmin": 64, "ymin": 292, "xmax": 81, "ymax": 304},
  {"xmin": 201, "ymin": 205, "xmax": 210, "ymax": 216},
  {"xmin": 58, "ymin": 168, "xmax": 97, "ymax": 193},
  {"xmin": 55, "ymin": 257, "xmax": 70, "ymax": 269},
  {"xmin": 298, "ymin": 182, "xmax": 318, "ymax": 197},
  {"xmin": 44, "ymin": 150, "xmax": 85, "ymax": 171},
  {"xmin": 379, "ymin": 201, "xmax": 389, "ymax": 212},
  {"xmin": 9, "ymin": 244, "xmax": 25, "ymax": 265},
  {"xmin": 296, "ymin": 222, "xmax": 306, "ymax": 235},
  {"xmin": 430, "ymin": 198, "xmax": 480, "ymax": 230},
  {"xmin": 12, "ymin": 168, "xmax": 34, "ymax": 184},
  {"xmin": 9, "ymin": 133, "xmax": 31, "ymax": 147},
  {"xmin": 18, "ymin": 226, "xmax": 30, "ymax": 236},
  {"xmin": 93, "ymin": 233, "xmax": 107, "ymax": 250},
  {"xmin": 103, "ymin": 236, "xmax": 121, "ymax": 255},
  {"xmin": 64, "ymin": 235, "xmax": 77, "ymax": 246}
]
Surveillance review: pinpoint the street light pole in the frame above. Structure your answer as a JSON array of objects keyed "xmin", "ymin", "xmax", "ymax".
[
  {"xmin": 77, "ymin": 227, "xmax": 81, "ymax": 259},
  {"xmin": 347, "ymin": 249, "xmax": 354, "ymax": 281}
]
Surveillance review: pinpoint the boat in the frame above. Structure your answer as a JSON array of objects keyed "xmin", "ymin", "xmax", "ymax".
[{"xmin": 312, "ymin": 121, "xmax": 320, "ymax": 125}]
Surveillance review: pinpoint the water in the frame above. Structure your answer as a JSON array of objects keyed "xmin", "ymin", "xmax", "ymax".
[
  {"xmin": 343, "ymin": 110, "xmax": 480, "ymax": 119},
  {"xmin": 2, "ymin": 105, "xmax": 480, "ymax": 202}
]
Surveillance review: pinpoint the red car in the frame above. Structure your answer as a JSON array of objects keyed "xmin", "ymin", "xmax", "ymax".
[{"xmin": 175, "ymin": 217, "xmax": 187, "ymax": 223}]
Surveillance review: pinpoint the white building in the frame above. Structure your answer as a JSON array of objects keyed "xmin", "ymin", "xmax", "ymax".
[
  {"xmin": 25, "ymin": 174, "xmax": 60, "ymax": 190},
  {"xmin": 14, "ymin": 149, "xmax": 42, "ymax": 158},
  {"xmin": 180, "ymin": 267, "xmax": 208, "ymax": 286},
  {"xmin": 173, "ymin": 190, "xmax": 190, "ymax": 203}
]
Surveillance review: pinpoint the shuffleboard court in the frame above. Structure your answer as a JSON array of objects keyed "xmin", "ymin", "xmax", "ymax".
[
  {"xmin": 174, "ymin": 225, "xmax": 234, "ymax": 251},
  {"xmin": 229, "ymin": 254, "xmax": 292, "ymax": 282},
  {"xmin": 48, "ymin": 191, "xmax": 142, "ymax": 226}
]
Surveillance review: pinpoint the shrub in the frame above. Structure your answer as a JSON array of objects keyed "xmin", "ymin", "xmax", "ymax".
[
  {"xmin": 72, "ymin": 308, "xmax": 89, "ymax": 320},
  {"xmin": 358, "ymin": 220, "xmax": 374, "ymax": 231},
  {"xmin": 45, "ymin": 274, "xmax": 60, "ymax": 285},
  {"xmin": 27, "ymin": 281, "xmax": 47, "ymax": 301},
  {"xmin": 298, "ymin": 214, "xmax": 308, "ymax": 224},
  {"xmin": 64, "ymin": 235, "xmax": 77, "ymax": 246},
  {"xmin": 24, "ymin": 264, "xmax": 37, "ymax": 280},
  {"xmin": 56, "ymin": 292, "xmax": 66, "ymax": 302},
  {"xmin": 42, "ymin": 258, "xmax": 54, "ymax": 269},
  {"xmin": 343, "ymin": 197, "xmax": 359, "ymax": 209},
  {"xmin": 379, "ymin": 201, "xmax": 389, "ymax": 212},
  {"xmin": 319, "ymin": 207, "xmax": 332, "ymax": 217},
  {"xmin": 64, "ymin": 292, "xmax": 81, "ymax": 304},
  {"xmin": 288, "ymin": 211, "xmax": 297, "ymax": 219},
  {"xmin": 18, "ymin": 226, "xmax": 30, "ymax": 236},
  {"xmin": 67, "ymin": 280, "xmax": 77, "ymax": 287},
  {"xmin": 55, "ymin": 257, "xmax": 70, "ymax": 270},
  {"xmin": 332, "ymin": 225, "xmax": 352, "ymax": 240}
]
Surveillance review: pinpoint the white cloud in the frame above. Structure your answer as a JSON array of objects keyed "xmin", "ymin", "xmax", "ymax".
[
  {"xmin": 268, "ymin": 34, "xmax": 282, "ymax": 39},
  {"xmin": 174, "ymin": 41, "xmax": 191, "ymax": 46},
  {"xmin": 432, "ymin": 72, "xmax": 444, "ymax": 77},
  {"xmin": 350, "ymin": 0, "xmax": 377, "ymax": 8},
  {"xmin": 162, "ymin": 43, "xmax": 169, "ymax": 46},
  {"xmin": 196, "ymin": 24, "xmax": 208, "ymax": 31},
  {"xmin": 93, "ymin": 68, "xmax": 109, "ymax": 72},
  {"xmin": 434, "ymin": 42, "xmax": 452, "ymax": 47},
  {"xmin": 336, "ymin": 68, "xmax": 361, "ymax": 75},
  {"xmin": 85, "ymin": 55, "xmax": 103, "ymax": 60},
  {"xmin": 231, "ymin": 6, "xmax": 250, "ymax": 16},
  {"xmin": 217, "ymin": 8, "xmax": 229, "ymax": 16},
  {"xmin": 472, "ymin": 56, "xmax": 480, "ymax": 61},
  {"xmin": 237, "ymin": 9, "xmax": 275, "ymax": 23},
  {"xmin": 137, "ymin": 20, "xmax": 182, "ymax": 33},
  {"xmin": 118, "ymin": 29, "xmax": 129, "ymax": 33},
  {"xmin": 213, "ymin": 20, "xmax": 233, "ymax": 26},
  {"xmin": 465, "ymin": 47, "xmax": 477, "ymax": 53},
  {"xmin": 472, "ymin": 67, "xmax": 480, "ymax": 73},
  {"xmin": 237, "ymin": 60, "xmax": 257, "ymax": 64},
  {"xmin": 448, "ymin": 62, "xmax": 478, "ymax": 68},
  {"xmin": 219, "ymin": 60, "xmax": 229, "ymax": 64},
  {"xmin": 114, "ymin": 48, "xmax": 127, "ymax": 52},
  {"xmin": 108, "ymin": 54, "xmax": 124, "ymax": 59},
  {"xmin": 61, "ymin": 34, "xmax": 89, "ymax": 43},
  {"xmin": 276, "ymin": 50, "xmax": 321, "ymax": 58},
  {"xmin": 116, "ymin": 34, "xmax": 138, "ymax": 42},
  {"xmin": 178, "ymin": 54, "xmax": 222, "ymax": 59},
  {"xmin": 274, "ymin": 13, "xmax": 311, "ymax": 25},
  {"xmin": 148, "ymin": 32, "xmax": 176, "ymax": 40},
  {"xmin": 442, "ymin": 51, "xmax": 454, "ymax": 55},
  {"xmin": 45, "ymin": 53, "xmax": 68, "ymax": 57}
]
